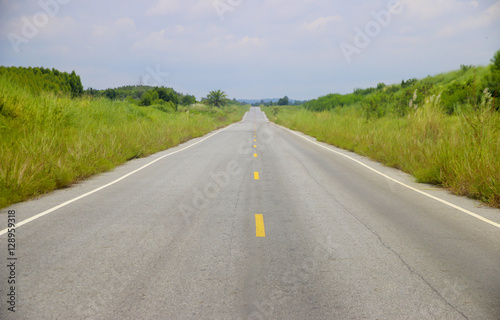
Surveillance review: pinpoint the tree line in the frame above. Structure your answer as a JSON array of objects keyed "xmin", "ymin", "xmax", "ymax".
[
  {"xmin": 0, "ymin": 66, "xmax": 84, "ymax": 97},
  {"xmin": 251, "ymin": 96, "xmax": 306, "ymax": 106},
  {"xmin": 86, "ymin": 85, "xmax": 198, "ymax": 110},
  {"xmin": 0, "ymin": 66, "xmax": 241, "ymax": 112}
]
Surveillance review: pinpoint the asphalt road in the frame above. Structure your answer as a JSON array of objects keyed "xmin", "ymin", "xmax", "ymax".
[{"xmin": 1, "ymin": 107, "xmax": 499, "ymax": 319}]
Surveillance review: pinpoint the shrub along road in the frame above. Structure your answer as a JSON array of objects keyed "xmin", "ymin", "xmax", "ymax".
[{"xmin": 0, "ymin": 107, "xmax": 499, "ymax": 319}]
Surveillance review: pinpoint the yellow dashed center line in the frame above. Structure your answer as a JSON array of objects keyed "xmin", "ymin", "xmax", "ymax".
[
  {"xmin": 255, "ymin": 214, "xmax": 266, "ymax": 237},
  {"xmin": 252, "ymin": 128, "xmax": 265, "ymax": 237}
]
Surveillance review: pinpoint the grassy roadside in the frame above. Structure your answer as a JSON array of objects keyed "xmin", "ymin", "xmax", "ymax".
[
  {"xmin": 0, "ymin": 77, "xmax": 248, "ymax": 208},
  {"xmin": 263, "ymin": 95, "xmax": 500, "ymax": 208}
]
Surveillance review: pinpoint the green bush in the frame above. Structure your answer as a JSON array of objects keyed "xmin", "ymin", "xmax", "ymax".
[{"xmin": 264, "ymin": 92, "xmax": 500, "ymax": 208}]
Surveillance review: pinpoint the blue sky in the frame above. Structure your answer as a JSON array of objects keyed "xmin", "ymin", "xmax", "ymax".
[{"xmin": 1, "ymin": 0, "xmax": 499, "ymax": 100}]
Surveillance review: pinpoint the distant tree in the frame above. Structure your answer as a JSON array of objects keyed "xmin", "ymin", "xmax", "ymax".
[
  {"xmin": 487, "ymin": 49, "xmax": 500, "ymax": 99},
  {"xmin": 205, "ymin": 90, "xmax": 229, "ymax": 108},
  {"xmin": 401, "ymin": 78, "xmax": 417, "ymax": 88},
  {"xmin": 354, "ymin": 87, "xmax": 376, "ymax": 95},
  {"xmin": 104, "ymin": 89, "xmax": 117, "ymax": 100},
  {"xmin": 85, "ymin": 87, "xmax": 99, "ymax": 97},
  {"xmin": 277, "ymin": 96, "xmax": 289, "ymax": 106},
  {"xmin": 150, "ymin": 90, "xmax": 159, "ymax": 102},
  {"xmin": 140, "ymin": 92, "xmax": 153, "ymax": 106},
  {"xmin": 69, "ymin": 70, "xmax": 83, "ymax": 97},
  {"xmin": 233, "ymin": 98, "xmax": 242, "ymax": 106},
  {"xmin": 154, "ymin": 87, "xmax": 179, "ymax": 106},
  {"xmin": 460, "ymin": 65, "xmax": 473, "ymax": 73},
  {"xmin": 491, "ymin": 49, "xmax": 500, "ymax": 71},
  {"xmin": 181, "ymin": 95, "xmax": 197, "ymax": 105}
]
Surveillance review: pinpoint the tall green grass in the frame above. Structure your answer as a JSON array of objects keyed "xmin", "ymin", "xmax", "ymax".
[
  {"xmin": 265, "ymin": 93, "xmax": 500, "ymax": 208},
  {"xmin": 0, "ymin": 77, "xmax": 247, "ymax": 208}
]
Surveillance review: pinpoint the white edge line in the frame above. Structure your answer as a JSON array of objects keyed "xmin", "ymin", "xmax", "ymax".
[
  {"xmin": 0, "ymin": 124, "xmax": 236, "ymax": 236},
  {"xmin": 276, "ymin": 124, "xmax": 500, "ymax": 229}
]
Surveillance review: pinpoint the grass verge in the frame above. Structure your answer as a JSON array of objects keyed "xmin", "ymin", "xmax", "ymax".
[
  {"xmin": 264, "ymin": 95, "xmax": 500, "ymax": 208},
  {"xmin": 0, "ymin": 78, "xmax": 248, "ymax": 208}
]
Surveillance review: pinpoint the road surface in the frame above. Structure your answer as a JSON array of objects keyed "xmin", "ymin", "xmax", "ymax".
[{"xmin": 1, "ymin": 107, "xmax": 499, "ymax": 319}]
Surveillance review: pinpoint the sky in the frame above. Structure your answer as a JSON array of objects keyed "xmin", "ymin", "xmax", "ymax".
[{"xmin": 1, "ymin": 0, "xmax": 499, "ymax": 100}]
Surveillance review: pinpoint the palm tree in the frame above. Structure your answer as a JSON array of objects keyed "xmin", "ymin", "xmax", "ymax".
[{"xmin": 205, "ymin": 90, "xmax": 229, "ymax": 108}]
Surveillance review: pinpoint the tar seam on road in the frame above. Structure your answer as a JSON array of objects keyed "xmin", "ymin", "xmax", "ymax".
[
  {"xmin": 277, "ymin": 124, "xmax": 500, "ymax": 229},
  {"xmin": 0, "ymin": 123, "xmax": 237, "ymax": 237}
]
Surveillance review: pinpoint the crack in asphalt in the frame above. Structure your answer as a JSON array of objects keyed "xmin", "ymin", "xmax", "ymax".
[{"xmin": 289, "ymin": 147, "xmax": 469, "ymax": 320}]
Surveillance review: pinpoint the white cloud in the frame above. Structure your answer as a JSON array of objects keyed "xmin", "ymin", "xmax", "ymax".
[
  {"xmin": 3, "ymin": 14, "xmax": 78, "ymax": 40},
  {"xmin": 187, "ymin": 0, "xmax": 218, "ymax": 18},
  {"xmin": 146, "ymin": 0, "xmax": 179, "ymax": 16},
  {"xmin": 131, "ymin": 29, "xmax": 174, "ymax": 53},
  {"xmin": 208, "ymin": 34, "xmax": 263, "ymax": 48},
  {"xmin": 91, "ymin": 17, "xmax": 137, "ymax": 38},
  {"xmin": 239, "ymin": 36, "xmax": 263, "ymax": 46},
  {"xmin": 203, "ymin": 34, "xmax": 265, "ymax": 64},
  {"xmin": 437, "ymin": 1, "xmax": 500, "ymax": 38},
  {"xmin": 114, "ymin": 17, "xmax": 136, "ymax": 32},
  {"xmin": 402, "ymin": 0, "xmax": 457, "ymax": 20},
  {"xmin": 209, "ymin": 34, "xmax": 235, "ymax": 45},
  {"xmin": 37, "ymin": 15, "xmax": 79, "ymax": 39},
  {"xmin": 51, "ymin": 45, "xmax": 71, "ymax": 55},
  {"xmin": 483, "ymin": 0, "xmax": 500, "ymax": 19},
  {"xmin": 174, "ymin": 25, "xmax": 185, "ymax": 33},
  {"xmin": 303, "ymin": 15, "xmax": 343, "ymax": 32},
  {"xmin": 146, "ymin": 0, "xmax": 217, "ymax": 19},
  {"xmin": 470, "ymin": 1, "xmax": 479, "ymax": 8}
]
